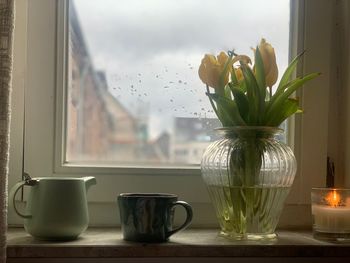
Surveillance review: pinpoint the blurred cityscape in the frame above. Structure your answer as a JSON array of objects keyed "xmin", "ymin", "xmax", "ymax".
[
  {"xmin": 67, "ymin": 5, "xmax": 221, "ymax": 165},
  {"xmin": 67, "ymin": 3, "xmax": 286, "ymax": 165}
]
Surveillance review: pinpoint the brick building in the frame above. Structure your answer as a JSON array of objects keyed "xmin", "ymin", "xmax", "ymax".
[{"xmin": 67, "ymin": 4, "xmax": 139, "ymax": 162}]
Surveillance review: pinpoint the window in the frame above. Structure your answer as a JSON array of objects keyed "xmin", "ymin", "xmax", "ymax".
[
  {"xmin": 9, "ymin": 0, "xmax": 335, "ymax": 226},
  {"xmin": 66, "ymin": 0, "xmax": 289, "ymax": 166}
]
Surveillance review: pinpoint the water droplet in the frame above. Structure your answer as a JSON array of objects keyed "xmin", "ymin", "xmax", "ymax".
[
  {"xmin": 201, "ymin": 108, "xmax": 205, "ymax": 111},
  {"xmin": 164, "ymin": 86, "xmax": 169, "ymax": 89},
  {"xmin": 178, "ymin": 80, "xmax": 182, "ymax": 84},
  {"xmin": 170, "ymin": 99, "xmax": 174, "ymax": 102}
]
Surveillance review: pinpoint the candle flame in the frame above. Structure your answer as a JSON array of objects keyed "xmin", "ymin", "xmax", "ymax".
[{"xmin": 326, "ymin": 190, "xmax": 341, "ymax": 207}]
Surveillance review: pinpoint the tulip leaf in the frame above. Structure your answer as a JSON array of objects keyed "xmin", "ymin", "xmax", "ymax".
[
  {"xmin": 275, "ymin": 51, "xmax": 305, "ymax": 96},
  {"xmin": 240, "ymin": 62, "xmax": 263, "ymax": 124},
  {"xmin": 205, "ymin": 85, "xmax": 219, "ymax": 119},
  {"xmin": 266, "ymin": 98, "xmax": 301, "ymax": 126},
  {"xmin": 230, "ymin": 85, "xmax": 249, "ymax": 122},
  {"xmin": 265, "ymin": 72, "xmax": 320, "ymax": 121},
  {"xmin": 254, "ymin": 47, "xmax": 266, "ymax": 100},
  {"xmin": 265, "ymin": 78, "xmax": 299, "ymax": 113},
  {"xmin": 207, "ymin": 93, "xmax": 246, "ymax": 126},
  {"xmin": 224, "ymin": 85, "xmax": 232, "ymax": 100},
  {"xmin": 235, "ymin": 78, "xmax": 247, "ymax": 93}
]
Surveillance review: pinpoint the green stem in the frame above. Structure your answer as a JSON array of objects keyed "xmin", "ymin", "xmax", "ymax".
[
  {"xmin": 228, "ymin": 131, "xmax": 263, "ymax": 235},
  {"xmin": 269, "ymin": 86, "xmax": 273, "ymax": 100}
]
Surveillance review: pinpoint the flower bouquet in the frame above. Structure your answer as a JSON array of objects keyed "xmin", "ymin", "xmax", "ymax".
[{"xmin": 199, "ymin": 39, "xmax": 320, "ymax": 240}]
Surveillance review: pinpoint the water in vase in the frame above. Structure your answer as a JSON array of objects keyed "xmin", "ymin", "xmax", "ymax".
[{"xmin": 207, "ymin": 185, "xmax": 290, "ymax": 240}]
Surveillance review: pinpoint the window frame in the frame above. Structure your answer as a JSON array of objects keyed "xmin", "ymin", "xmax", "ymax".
[{"xmin": 9, "ymin": 0, "xmax": 335, "ymax": 226}]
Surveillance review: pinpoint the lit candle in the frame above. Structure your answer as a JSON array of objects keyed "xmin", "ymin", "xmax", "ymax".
[{"xmin": 312, "ymin": 190, "xmax": 350, "ymax": 233}]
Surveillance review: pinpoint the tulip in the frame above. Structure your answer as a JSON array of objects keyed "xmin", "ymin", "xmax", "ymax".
[
  {"xmin": 198, "ymin": 52, "xmax": 231, "ymax": 90},
  {"xmin": 258, "ymin": 38, "xmax": 278, "ymax": 87},
  {"xmin": 234, "ymin": 67, "xmax": 244, "ymax": 83}
]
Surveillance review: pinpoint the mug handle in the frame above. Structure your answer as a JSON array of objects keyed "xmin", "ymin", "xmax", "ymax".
[
  {"xmin": 9, "ymin": 181, "xmax": 36, "ymax": 219},
  {"xmin": 166, "ymin": 201, "xmax": 193, "ymax": 238}
]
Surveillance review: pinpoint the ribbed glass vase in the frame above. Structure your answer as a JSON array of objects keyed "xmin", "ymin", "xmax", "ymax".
[{"xmin": 201, "ymin": 127, "xmax": 297, "ymax": 240}]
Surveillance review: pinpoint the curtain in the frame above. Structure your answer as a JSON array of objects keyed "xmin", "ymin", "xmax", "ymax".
[{"xmin": 0, "ymin": 0, "xmax": 15, "ymax": 262}]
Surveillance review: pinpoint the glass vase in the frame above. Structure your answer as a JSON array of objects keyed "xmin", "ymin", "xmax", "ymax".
[{"xmin": 201, "ymin": 127, "xmax": 297, "ymax": 240}]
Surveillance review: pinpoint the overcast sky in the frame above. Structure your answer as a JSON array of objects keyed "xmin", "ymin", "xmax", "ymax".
[{"xmin": 73, "ymin": 0, "xmax": 290, "ymax": 139}]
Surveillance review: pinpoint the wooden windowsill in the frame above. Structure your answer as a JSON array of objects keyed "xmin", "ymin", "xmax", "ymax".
[{"xmin": 7, "ymin": 227, "xmax": 350, "ymax": 262}]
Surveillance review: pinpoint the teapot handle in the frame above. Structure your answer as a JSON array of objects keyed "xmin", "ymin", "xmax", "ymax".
[{"xmin": 9, "ymin": 181, "xmax": 35, "ymax": 219}]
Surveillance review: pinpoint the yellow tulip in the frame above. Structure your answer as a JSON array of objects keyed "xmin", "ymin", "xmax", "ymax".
[
  {"xmin": 234, "ymin": 67, "xmax": 244, "ymax": 83},
  {"xmin": 258, "ymin": 38, "xmax": 278, "ymax": 87},
  {"xmin": 232, "ymin": 55, "xmax": 251, "ymax": 84},
  {"xmin": 198, "ymin": 51, "xmax": 230, "ymax": 90}
]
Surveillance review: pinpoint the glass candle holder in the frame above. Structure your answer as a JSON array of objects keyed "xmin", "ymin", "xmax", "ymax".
[{"xmin": 311, "ymin": 188, "xmax": 350, "ymax": 242}]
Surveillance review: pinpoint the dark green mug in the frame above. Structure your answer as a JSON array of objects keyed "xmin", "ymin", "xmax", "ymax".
[{"xmin": 118, "ymin": 193, "xmax": 193, "ymax": 242}]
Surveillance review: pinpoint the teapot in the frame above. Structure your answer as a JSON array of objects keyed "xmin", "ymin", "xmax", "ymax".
[{"xmin": 9, "ymin": 175, "xmax": 96, "ymax": 240}]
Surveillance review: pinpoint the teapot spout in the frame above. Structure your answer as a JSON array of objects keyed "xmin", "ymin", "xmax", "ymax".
[{"xmin": 83, "ymin": 176, "xmax": 97, "ymax": 191}]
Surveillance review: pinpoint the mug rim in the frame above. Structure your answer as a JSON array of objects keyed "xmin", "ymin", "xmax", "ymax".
[{"xmin": 118, "ymin": 193, "xmax": 178, "ymax": 198}]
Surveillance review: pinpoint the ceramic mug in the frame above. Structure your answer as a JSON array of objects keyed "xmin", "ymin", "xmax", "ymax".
[
  {"xmin": 118, "ymin": 193, "xmax": 193, "ymax": 242},
  {"xmin": 9, "ymin": 176, "xmax": 96, "ymax": 240}
]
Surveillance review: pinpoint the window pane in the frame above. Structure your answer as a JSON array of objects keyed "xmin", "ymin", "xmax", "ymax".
[{"xmin": 66, "ymin": 0, "xmax": 290, "ymax": 166}]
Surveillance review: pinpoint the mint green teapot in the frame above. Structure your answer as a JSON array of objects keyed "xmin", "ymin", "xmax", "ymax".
[{"xmin": 9, "ymin": 175, "xmax": 96, "ymax": 240}]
